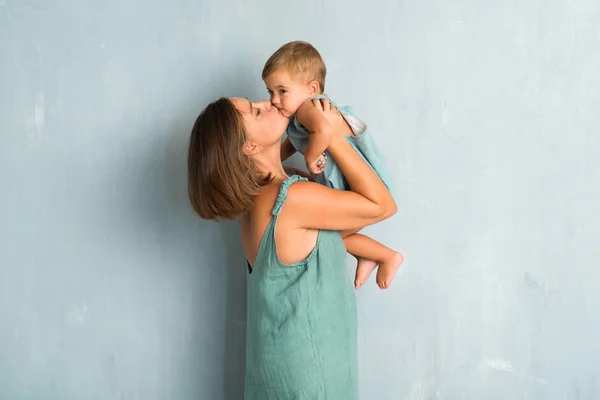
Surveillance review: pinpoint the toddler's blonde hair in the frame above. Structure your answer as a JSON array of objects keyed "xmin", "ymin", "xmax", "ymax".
[{"xmin": 262, "ymin": 41, "xmax": 327, "ymax": 93}]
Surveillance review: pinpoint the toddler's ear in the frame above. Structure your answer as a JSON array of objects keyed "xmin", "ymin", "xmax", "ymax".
[{"xmin": 308, "ymin": 80, "xmax": 321, "ymax": 95}]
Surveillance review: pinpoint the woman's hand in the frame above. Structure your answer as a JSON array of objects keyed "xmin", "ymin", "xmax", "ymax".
[{"xmin": 311, "ymin": 96, "xmax": 343, "ymax": 129}]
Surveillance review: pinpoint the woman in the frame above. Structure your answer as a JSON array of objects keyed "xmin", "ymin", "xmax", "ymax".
[{"xmin": 187, "ymin": 97, "xmax": 396, "ymax": 399}]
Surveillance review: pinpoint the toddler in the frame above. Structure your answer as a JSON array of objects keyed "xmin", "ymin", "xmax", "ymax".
[{"xmin": 262, "ymin": 41, "xmax": 403, "ymax": 289}]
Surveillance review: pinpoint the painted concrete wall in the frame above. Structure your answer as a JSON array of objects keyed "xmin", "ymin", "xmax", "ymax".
[{"xmin": 1, "ymin": 0, "xmax": 599, "ymax": 399}]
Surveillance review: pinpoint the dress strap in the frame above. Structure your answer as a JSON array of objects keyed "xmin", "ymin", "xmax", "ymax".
[{"xmin": 271, "ymin": 175, "xmax": 308, "ymax": 216}]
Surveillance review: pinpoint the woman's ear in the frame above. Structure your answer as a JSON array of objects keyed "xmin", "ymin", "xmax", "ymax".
[
  {"xmin": 242, "ymin": 141, "xmax": 259, "ymax": 156},
  {"xmin": 308, "ymin": 80, "xmax": 321, "ymax": 96}
]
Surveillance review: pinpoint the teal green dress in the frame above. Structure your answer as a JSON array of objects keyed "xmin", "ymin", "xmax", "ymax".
[
  {"xmin": 245, "ymin": 175, "xmax": 359, "ymax": 399},
  {"xmin": 286, "ymin": 94, "xmax": 393, "ymax": 192}
]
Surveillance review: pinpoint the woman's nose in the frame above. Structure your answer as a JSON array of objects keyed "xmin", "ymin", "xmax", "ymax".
[{"xmin": 253, "ymin": 100, "xmax": 272, "ymax": 111}]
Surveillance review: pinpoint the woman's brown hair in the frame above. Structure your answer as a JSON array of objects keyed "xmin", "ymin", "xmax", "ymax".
[{"xmin": 187, "ymin": 98, "xmax": 270, "ymax": 220}]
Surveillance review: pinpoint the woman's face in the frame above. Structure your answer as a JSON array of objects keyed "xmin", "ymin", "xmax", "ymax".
[{"xmin": 230, "ymin": 97, "xmax": 289, "ymax": 149}]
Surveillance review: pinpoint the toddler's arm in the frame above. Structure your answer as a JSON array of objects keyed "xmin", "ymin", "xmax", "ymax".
[
  {"xmin": 296, "ymin": 100, "xmax": 333, "ymax": 174},
  {"xmin": 280, "ymin": 137, "xmax": 297, "ymax": 161}
]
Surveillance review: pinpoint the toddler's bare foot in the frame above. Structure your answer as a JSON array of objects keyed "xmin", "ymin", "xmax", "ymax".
[
  {"xmin": 376, "ymin": 252, "xmax": 404, "ymax": 289},
  {"xmin": 354, "ymin": 258, "xmax": 378, "ymax": 289}
]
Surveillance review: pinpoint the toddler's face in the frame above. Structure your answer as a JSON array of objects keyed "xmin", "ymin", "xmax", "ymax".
[{"xmin": 264, "ymin": 70, "xmax": 315, "ymax": 118}]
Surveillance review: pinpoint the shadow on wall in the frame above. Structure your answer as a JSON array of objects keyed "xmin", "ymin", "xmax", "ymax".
[
  {"xmin": 161, "ymin": 62, "xmax": 258, "ymax": 398},
  {"xmin": 219, "ymin": 221, "xmax": 248, "ymax": 400}
]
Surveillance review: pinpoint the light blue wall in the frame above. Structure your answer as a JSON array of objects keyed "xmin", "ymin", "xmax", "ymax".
[{"xmin": 1, "ymin": 0, "xmax": 599, "ymax": 399}]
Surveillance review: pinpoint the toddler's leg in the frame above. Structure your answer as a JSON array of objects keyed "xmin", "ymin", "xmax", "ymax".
[
  {"xmin": 341, "ymin": 230, "xmax": 404, "ymax": 289},
  {"xmin": 342, "ymin": 233, "xmax": 378, "ymax": 289},
  {"xmin": 375, "ymin": 243, "xmax": 404, "ymax": 289}
]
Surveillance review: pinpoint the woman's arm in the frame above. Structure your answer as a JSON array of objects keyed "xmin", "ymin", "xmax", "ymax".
[{"xmin": 283, "ymin": 99, "xmax": 396, "ymax": 231}]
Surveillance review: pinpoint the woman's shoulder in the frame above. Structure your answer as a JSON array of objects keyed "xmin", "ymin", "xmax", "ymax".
[
  {"xmin": 283, "ymin": 177, "xmax": 333, "ymax": 208},
  {"xmin": 267, "ymin": 175, "xmax": 311, "ymax": 214},
  {"xmin": 250, "ymin": 175, "xmax": 323, "ymax": 215}
]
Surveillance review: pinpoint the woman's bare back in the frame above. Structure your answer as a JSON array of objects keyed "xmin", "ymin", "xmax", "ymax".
[{"xmin": 241, "ymin": 177, "xmax": 319, "ymax": 269}]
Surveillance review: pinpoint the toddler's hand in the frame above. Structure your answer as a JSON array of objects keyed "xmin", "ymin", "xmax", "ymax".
[{"xmin": 306, "ymin": 152, "xmax": 327, "ymax": 174}]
